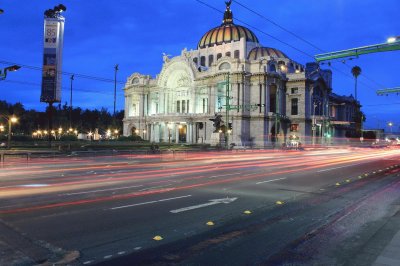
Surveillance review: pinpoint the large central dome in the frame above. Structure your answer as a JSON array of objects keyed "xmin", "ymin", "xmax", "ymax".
[{"xmin": 198, "ymin": 1, "xmax": 259, "ymax": 49}]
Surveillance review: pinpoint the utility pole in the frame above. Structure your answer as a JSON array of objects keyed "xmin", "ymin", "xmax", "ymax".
[
  {"xmin": 275, "ymin": 86, "xmax": 279, "ymax": 147},
  {"xmin": 69, "ymin": 74, "xmax": 74, "ymax": 129},
  {"xmin": 113, "ymin": 64, "xmax": 119, "ymax": 117}
]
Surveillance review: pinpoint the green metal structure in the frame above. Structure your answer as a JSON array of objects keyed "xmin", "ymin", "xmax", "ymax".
[
  {"xmin": 376, "ymin": 87, "xmax": 400, "ymax": 96},
  {"xmin": 315, "ymin": 39, "xmax": 400, "ymax": 62}
]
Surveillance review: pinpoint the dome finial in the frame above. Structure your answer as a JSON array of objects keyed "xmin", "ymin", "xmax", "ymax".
[{"xmin": 223, "ymin": 0, "xmax": 233, "ymax": 25}]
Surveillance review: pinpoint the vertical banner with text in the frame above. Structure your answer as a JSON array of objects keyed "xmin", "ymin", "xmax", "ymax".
[{"xmin": 41, "ymin": 17, "xmax": 64, "ymax": 103}]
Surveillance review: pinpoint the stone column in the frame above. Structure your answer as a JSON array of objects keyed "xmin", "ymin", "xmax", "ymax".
[
  {"xmin": 154, "ymin": 123, "xmax": 160, "ymax": 143},
  {"xmin": 175, "ymin": 126, "xmax": 179, "ymax": 144},
  {"xmin": 150, "ymin": 123, "xmax": 154, "ymax": 142}
]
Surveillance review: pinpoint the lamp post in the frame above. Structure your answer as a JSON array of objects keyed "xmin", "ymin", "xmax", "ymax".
[
  {"xmin": 0, "ymin": 65, "xmax": 21, "ymax": 81},
  {"xmin": 388, "ymin": 122, "xmax": 393, "ymax": 133},
  {"xmin": 69, "ymin": 74, "xmax": 74, "ymax": 129},
  {"xmin": 312, "ymin": 100, "xmax": 320, "ymax": 146},
  {"xmin": 113, "ymin": 64, "xmax": 119, "ymax": 117},
  {"xmin": 7, "ymin": 116, "xmax": 18, "ymax": 149}
]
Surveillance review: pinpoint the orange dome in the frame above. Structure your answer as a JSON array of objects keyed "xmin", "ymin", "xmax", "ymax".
[{"xmin": 198, "ymin": 1, "xmax": 259, "ymax": 49}]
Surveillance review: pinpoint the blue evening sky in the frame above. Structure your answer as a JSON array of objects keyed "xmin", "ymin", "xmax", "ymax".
[{"xmin": 0, "ymin": 0, "xmax": 399, "ymax": 130}]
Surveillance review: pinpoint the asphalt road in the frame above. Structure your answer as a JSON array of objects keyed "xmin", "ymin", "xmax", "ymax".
[{"xmin": 1, "ymin": 147, "xmax": 400, "ymax": 265}]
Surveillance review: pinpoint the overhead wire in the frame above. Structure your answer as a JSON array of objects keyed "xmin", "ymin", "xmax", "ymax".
[
  {"xmin": 196, "ymin": 0, "xmax": 390, "ymax": 95},
  {"xmin": 235, "ymin": 0, "xmax": 393, "ymax": 92},
  {"xmin": 0, "ymin": 60, "xmax": 126, "ymax": 85},
  {"xmin": 2, "ymin": 79, "xmax": 124, "ymax": 96}
]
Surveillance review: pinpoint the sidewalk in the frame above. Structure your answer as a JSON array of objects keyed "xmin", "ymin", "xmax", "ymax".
[{"xmin": 373, "ymin": 229, "xmax": 400, "ymax": 266}]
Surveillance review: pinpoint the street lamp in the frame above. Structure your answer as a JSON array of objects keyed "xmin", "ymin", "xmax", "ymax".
[
  {"xmin": 0, "ymin": 65, "xmax": 21, "ymax": 81},
  {"xmin": 388, "ymin": 122, "xmax": 393, "ymax": 133},
  {"xmin": 113, "ymin": 64, "xmax": 119, "ymax": 117},
  {"xmin": 387, "ymin": 36, "xmax": 399, "ymax": 43},
  {"xmin": 7, "ymin": 116, "xmax": 18, "ymax": 149},
  {"xmin": 69, "ymin": 74, "xmax": 74, "ymax": 129}
]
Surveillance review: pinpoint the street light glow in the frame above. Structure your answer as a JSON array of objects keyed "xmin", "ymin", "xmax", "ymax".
[
  {"xmin": 10, "ymin": 116, "xmax": 18, "ymax": 123},
  {"xmin": 387, "ymin": 37, "xmax": 397, "ymax": 43}
]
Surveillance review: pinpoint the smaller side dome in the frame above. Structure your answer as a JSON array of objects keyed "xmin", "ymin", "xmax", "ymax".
[{"xmin": 248, "ymin": 47, "xmax": 289, "ymax": 60}]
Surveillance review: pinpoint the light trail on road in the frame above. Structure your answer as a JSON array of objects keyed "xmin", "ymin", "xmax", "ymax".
[{"xmin": 0, "ymin": 148, "xmax": 399, "ymax": 214}]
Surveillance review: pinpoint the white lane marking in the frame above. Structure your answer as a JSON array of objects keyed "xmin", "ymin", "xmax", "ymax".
[
  {"xmin": 139, "ymin": 184, "xmax": 171, "ymax": 192},
  {"xmin": 118, "ymin": 251, "xmax": 126, "ymax": 255},
  {"xmin": 256, "ymin": 177, "xmax": 286, "ymax": 185},
  {"xmin": 104, "ymin": 255, "xmax": 112, "ymax": 259},
  {"xmin": 317, "ymin": 162, "xmax": 365, "ymax": 172},
  {"xmin": 209, "ymin": 173, "xmax": 240, "ymax": 178},
  {"xmin": 170, "ymin": 197, "xmax": 238, "ymax": 214},
  {"xmin": 18, "ymin": 184, "xmax": 49, "ymax": 188},
  {"xmin": 134, "ymin": 247, "xmax": 142, "ymax": 251},
  {"xmin": 83, "ymin": 261, "xmax": 93, "ymax": 265},
  {"xmin": 110, "ymin": 195, "xmax": 192, "ymax": 210},
  {"xmin": 61, "ymin": 185, "xmax": 144, "ymax": 196}
]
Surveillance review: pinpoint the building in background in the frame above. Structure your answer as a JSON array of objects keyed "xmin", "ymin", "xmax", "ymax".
[{"xmin": 123, "ymin": 2, "xmax": 358, "ymax": 147}]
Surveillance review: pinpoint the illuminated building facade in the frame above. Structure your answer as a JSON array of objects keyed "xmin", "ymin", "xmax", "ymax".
[{"xmin": 123, "ymin": 2, "xmax": 357, "ymax": 147}]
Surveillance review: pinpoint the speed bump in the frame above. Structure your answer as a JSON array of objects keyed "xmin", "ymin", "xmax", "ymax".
[
  {"xmin": 243, "ymin": 210, "xmax": 252, "ymax": 215},
  {"xmin": 153, "ymin": 235, "xmax": 163, "ymax": 241}
]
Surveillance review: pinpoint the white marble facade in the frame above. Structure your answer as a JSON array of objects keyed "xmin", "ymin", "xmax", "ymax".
[{"xmin": 123, "ymin": 2, "xmax": 356, "ymax": 147}]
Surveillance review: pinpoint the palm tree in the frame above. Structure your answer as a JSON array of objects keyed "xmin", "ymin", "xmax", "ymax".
[{"xmin": 351, "ymin": 66, "xmax": 362, "ymax": 101}]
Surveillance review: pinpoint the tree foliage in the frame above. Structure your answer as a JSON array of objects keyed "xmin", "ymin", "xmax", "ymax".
[{"xmin": 0, "ymin": 100, "xmax": 124, "ymax": 135}]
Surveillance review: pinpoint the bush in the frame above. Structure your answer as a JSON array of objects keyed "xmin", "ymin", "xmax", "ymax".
[
  {"xmin": 117, "ymin": 135, "xmax": 142, "ymax": 141},
  {"xmin": 11, "ymin": 135, "xmax": 33, "ymax": 141},
  {"xmin": 60, "ymin": 135, "xmax": 78, "ymax": 141}
]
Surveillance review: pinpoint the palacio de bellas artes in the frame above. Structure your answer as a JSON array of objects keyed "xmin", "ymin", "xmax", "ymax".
[{"xmin": 123, "ymin": 1, "xmax": 358, "ymax": 148}]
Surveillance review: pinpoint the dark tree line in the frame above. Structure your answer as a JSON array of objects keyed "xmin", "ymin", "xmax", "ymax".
[{"xmin": 0, "ymin": 100, "xmax": 124, "ymax": 135}]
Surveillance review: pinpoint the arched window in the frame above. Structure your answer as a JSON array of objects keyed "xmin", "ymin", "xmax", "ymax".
[
  {"xmin": 208, "ymin": 55, "xmax": 214, "ymax": 67},
  {"xmin": 270, "ymin": 64, "xmax": 276, "ymax": 72},
  {"xmin": 225, "ymin": 52, "xmax": 231, "ymax": 57},
  {"xmin": 132, "ymin": 78, "xmax": 139, "ymax": 84},
  {"xmin": 217, "ymin": 53, "xmax": 222, "ymax": 60},
  {"xmin": 200, "ymin": 56, "xmax": 206, "ymax": 66},
  {"xmin": 193, "ymin": 58, "xmax": 198, "ymax": 65},
  {"xmin": 219, "ymin": 62, "xmax": 231, "ymax": 70},
  {"xmin": 234, "ymin": 50, "xmax": 240, "ymax": 59}
]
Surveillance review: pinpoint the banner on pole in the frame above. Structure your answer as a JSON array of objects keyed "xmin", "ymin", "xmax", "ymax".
[{"xmin": 41, "ymin": 17, "xmax": 64, "ymax": 103}]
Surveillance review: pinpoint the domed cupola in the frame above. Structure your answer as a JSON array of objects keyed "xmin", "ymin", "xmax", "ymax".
[
  {"xmin": 247, "ymin": 47, "xmax": 289, "ymax": 60},
  {"xmin": 198, "ymin": 1, "xmax": 259, "ymax": 49}
]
